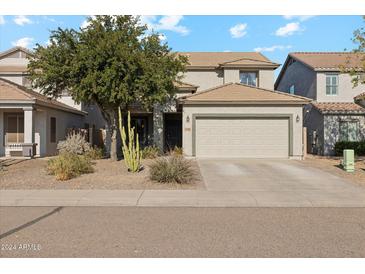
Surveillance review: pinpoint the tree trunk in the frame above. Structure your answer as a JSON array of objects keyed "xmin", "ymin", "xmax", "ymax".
[{"xmin": 109, "ymin": 110, "xmax": 119, "ymax": 161}]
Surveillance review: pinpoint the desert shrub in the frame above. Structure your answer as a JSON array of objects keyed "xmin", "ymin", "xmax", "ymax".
[
  {"xmin": 149, "ymin": 156, "xmax": 195, "ymax": 184},
  {"xmin": 47, "ymin": 152, "xmax": 94, "ymax": 181},
  {"xmin": 141, "ymin": 146, "xmax": 161, "ymax": 159},
  {"xmin": 57, "ymin": 132, "xmax": 91, "ymax": 155},
  {"xmin": 334, "ymin": 141, "xmax": 365, "ymax": 156},
  {"xmin": 167, "ymin": 146, "xmax": 183, "ymax": 156},
  {"xmin": 85, "ymin": 146, "xmax": 104, "ymax": 160}
]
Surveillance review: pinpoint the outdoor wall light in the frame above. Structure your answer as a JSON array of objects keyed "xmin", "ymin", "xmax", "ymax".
[
  {"xmin": 296, "ymin": 115, "xmax": 300, "ymax": 123},
  {"xmin": 186, "ymin": 115, "xmax": 190, "ymax": 123}
]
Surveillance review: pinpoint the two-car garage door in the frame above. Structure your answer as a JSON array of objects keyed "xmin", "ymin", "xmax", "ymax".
[{"xmin": 195, "ymin": 117, "xmax": 289, "ymax": 158}]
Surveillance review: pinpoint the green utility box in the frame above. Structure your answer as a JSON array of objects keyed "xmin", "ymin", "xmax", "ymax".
[{"xmin": 342, "ymin": 149, "xmax": 355, "ymax": 172}]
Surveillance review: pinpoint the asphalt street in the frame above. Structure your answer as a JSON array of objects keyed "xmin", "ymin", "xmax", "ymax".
[{"xmin": 1, "ymin": 207, "xmax": 365, "ymax": 257}]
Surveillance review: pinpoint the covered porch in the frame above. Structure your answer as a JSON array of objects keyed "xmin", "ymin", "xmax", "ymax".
[{"xmin": 1, "ymin": 106, "xmax": 37, "ymax": 157}]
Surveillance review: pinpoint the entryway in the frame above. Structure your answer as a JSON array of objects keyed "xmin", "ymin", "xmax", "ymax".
[{"xmin": 164, "ymin": 112, "xmax": 182, "ymax": 151}]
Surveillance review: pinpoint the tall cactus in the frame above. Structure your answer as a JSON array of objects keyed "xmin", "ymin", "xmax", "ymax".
[{"xmin": 118, "ymin": 108, "xmax": 141, "ymax": 172}]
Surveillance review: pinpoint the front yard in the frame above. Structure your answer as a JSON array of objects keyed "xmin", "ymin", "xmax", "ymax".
[
  {"xmin": 0, "ymin": 158, "xmax": 205, "ymax": 190},
  {"xmin": 302, "ymin": 155, "xmax": 365, "ymax": 186}
]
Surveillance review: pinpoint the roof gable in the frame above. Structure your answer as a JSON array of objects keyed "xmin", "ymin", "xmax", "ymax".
[
  {"xmin": 181, "ymin": 83, "xmax": 310, "ymax": 104},
  {"xmin": 0, "ymin": 78, "xmax": 85, "ymax": 115},
  {"xmin": 180, "ymin": 52, "xmax": 279, "ymax": 68},
  {"xmin": 0, "ymin": 46, "xmax": 32, "ymax": 60}
]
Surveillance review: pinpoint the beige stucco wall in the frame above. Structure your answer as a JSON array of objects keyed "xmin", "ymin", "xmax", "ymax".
[
  {"xmin": 57, "ymin": 95, "xmax": 82, "ymax": 111},
  {"xmin": 223, "ymin": 68, "xmax": 239, "ymax": 84},
  {"xmin": 182, "ymin": 105, "xmax": 304, "ymax": 159},
  {"xmin": 316, "ymin": 72, "xmax": 365, "ymax": 102},
  {"xmin": 182, "ymin": 70, "xmax": 224, "ymax": 91},
  {"xmin": 34, "ymin": 110, "xmax": 47, "ymax": 156},
  {"xmin": 259, "ymin": 70, "xmax": 275, "ymax": 90},
  {"xmin": 183, "ymin": 68, "xmax": 275, "ymax": 92},
  {"xmin": 42, "ymin": 107, "xmax": 84, "ymax": 156},
  {"xmin": 0, "ymin": 74, "xmax": 25, "ymax": 86}
]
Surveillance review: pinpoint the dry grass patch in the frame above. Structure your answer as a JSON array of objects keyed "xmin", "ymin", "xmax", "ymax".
[
  {"xmin": 0, "ymin": 157, "xmax": 204, "ymax": 190},
  {"xmin": 149, "ymin": 156, "xmax": 196, "ymax": 184}
]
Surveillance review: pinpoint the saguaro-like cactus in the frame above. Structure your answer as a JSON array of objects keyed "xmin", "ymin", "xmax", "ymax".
[{"xmin": 119, "ymin": 108, "xmax": 141, "ymax": 172}]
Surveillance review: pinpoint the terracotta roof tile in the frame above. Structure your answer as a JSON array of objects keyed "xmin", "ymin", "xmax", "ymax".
[
  {"xmin": 290, "ymin": 52, "xmax": 365, "ymax": 71},
  {"xmin": 312, "ymin": 102, "xmax": 365, "ymax": 114},
  {"xmin": 179, "ymin": 52, "xmax": 279, "ymax": 68},
  {"xmin": 181, "ymin": 83, "xmax": 310, "ymax": 104},
  {"xmin": 0, "ymin": 78, "xmax": 85, "ymax": 115},
  {"xmin": 354, "ymin": 92, "xmax": 365, "ymax": 100}
]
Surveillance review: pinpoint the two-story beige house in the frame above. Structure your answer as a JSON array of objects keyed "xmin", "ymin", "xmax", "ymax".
[
  {"xmin": 275, "ymin": 52, "xmax": 365, "ymax": 156},
  {"xmin": 1, "ymin": 47, "xmax": 310, "ymax": 159}
]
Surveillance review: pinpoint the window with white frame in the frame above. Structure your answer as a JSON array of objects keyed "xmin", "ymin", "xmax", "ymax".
[
  {"xmin": 239, "ymin": 72, "xmax": 257, "ymax": 86},
  {"xmin": 326, "ymin": 74, "xmax": 338, "ymax": 95},
  {"xmin": 339, "ymin": 120, "xmax": 359, "ymax": 142}
]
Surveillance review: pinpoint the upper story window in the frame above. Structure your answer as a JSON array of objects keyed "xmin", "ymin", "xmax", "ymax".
[
  {"xmin": 239, "ymin": 72, "xmax": 257, "ymax": 87},
  {"xmin": 289, "ymin": 84, "xmax": 295, "ymax": 95},
  {"xmin": 326, "ymin": 74, "xmax": 338, "ymax": 96}
]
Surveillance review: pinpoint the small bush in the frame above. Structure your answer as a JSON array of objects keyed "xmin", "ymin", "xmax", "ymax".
[
  {"xmin": 85, "ymin": 146, "xmax": 104, "ymax": 160},
  {"xmin": 141, "ymin": 146, "xmax": 161, "ymax": 159},
  {"xmin": 47, "ymin": 152, "xmax": 94, "ymax": 181},
  {"xmin": 149, "ymin": 156, "xmax": 195, "ymax": 184},
  {"xmin": 334, "ymin": 141, "xmax": 365, "ymax": 156},
  {"xmin": 167, "ymin": 146, "xmax": 183, "ymax": 156},
  {"xmin": 57, "ymin": 132, "xmax": 91, "ymax": 155}
]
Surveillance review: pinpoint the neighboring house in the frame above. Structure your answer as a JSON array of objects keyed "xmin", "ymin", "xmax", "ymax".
[
  {"xmin": 275, "ymin": 52, "xmax": 365, "ymax": 156},
  {"xmin": 0, "ymin": 78, "xmax": 85, "ymax": 157},
  {"xmin": 1, "ymin": 47, "xmax": 310, "ymax": 159}
]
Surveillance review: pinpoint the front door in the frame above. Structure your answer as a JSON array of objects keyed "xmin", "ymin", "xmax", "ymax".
[
  {"xmin": 164, "ymin": 113, "xmax": 182, "ymax": 151},
  {"xmin": 130, "ymin": 116, "xmax": 149, "ymax": 147}
]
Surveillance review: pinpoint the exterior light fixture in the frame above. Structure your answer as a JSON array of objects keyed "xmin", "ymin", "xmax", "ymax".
[
  {"xmin": 296, "ymin": 115, "xmax": 300, "ymax": 123},
  {"xmin": 186, "ymin": 115, "xmax": 190, "ymax": 123}
]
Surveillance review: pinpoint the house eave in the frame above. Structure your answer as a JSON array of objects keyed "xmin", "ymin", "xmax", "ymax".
[
  {"xmin": 181, "ymin": 100, "xmax": 309, "ymax": 106},
  {"xmin": 34, "ymin": 99, "xmax": 86, "ymax": 115},
  {"xmin": 219, "ymin": 64, "xmax": 280, "ymax": 69}
]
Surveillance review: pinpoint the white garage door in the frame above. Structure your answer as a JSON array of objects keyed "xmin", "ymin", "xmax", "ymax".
[{"xmin": 195, "ymin": 117, "xmax": 289, "ymax": 158}]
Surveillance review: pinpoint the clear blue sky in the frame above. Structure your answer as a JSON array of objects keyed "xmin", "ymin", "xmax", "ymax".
[{"xmin": 0, "ymin": 15, "xmax": 363, "ymax": 77}]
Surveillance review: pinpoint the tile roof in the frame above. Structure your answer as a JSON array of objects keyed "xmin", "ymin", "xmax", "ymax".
[
  {"xmin": 179, "ymin": 52, "xmax": 280, "ymax": 68},
  {"xmin": 174, "ymin": 80, "xmax": 198, "ymax": 90},
  {"xmin": 181, "ymin": 83, "xmax": 311, "ymax": 105},
  {"xmin": 354, "ymin": 92, "xmax": 365, "ymax": 100},
  {"xmin": 312, "ymin": 102, "xmax": 365, "ymax": 114},
  {"xmin": 0, "ymin": 66, "xmax": 28, "ymax": 72},
  {"xmin": 0, "ymin": 46, "xmax": 32, "ymax": 59},
  {"xmin": 289, "ymin": 52, "xmax": 365, "ymax": 71},
  {"xmin": 0, "ymin": 78, "xmax": 85, "ymax": 115}
]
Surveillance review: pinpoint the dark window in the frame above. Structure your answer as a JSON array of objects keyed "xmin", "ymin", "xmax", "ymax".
[
  {"xmin": 50, "ymin": 117, "xmax": 56, "ymax": 143},
  {"xmin": 339, "ymin": 120, "xmax": 359, "ymax": 142},
  {"xmin": 239, "ymin": 72, "xmax": 257, "ymax": 86}
]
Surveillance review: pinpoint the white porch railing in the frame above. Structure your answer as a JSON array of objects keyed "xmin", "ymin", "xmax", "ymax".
[{"xmin": 5, "ymin": 143, "xmax": 37, "ymax": 157}]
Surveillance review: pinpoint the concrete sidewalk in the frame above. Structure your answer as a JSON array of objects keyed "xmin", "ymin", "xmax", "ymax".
[{"xmin": 1, "ymin": 189, "xmax": 365, "ymax": 207}]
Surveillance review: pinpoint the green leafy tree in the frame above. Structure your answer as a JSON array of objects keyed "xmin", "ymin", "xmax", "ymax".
[
  {"xmin": 344, "ymin": 16, "xmax": 365, "ymax": 87},
  {"xmin": 28, "ymin": 15, "xmax": 187, "ymax": 160}
]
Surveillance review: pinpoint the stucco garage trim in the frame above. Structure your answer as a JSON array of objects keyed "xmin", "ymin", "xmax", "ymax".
[{"xmin": 191, "ymin": 113, "xmax": 294, "ymax": 157}]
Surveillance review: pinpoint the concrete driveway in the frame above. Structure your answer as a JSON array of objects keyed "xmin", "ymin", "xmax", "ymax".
[{"xmin": 198, "ymin": 158, "xmax": 365, "ymax": 206}]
